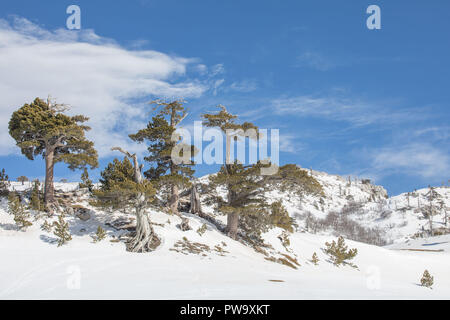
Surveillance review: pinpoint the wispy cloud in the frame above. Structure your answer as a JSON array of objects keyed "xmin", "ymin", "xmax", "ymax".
[
  {"xmin": 0, "ymin": 16, "xmax": 210, "ymax": 157},
  {"xmin": 370, "ymin": 143, "xmax": 450, "ymax": 180},
  {"xmin": 294, "ymin": 51, "xmax": 336, "ymax": 71},
  {"xmin": 271, "ymin": 95, "xmax": 426, "ymax": 127}
]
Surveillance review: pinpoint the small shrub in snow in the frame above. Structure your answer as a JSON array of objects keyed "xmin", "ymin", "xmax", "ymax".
[
  {"xmin": 420, "ymin": 270, "xmax": 434, "ymax": 289},
  {"xmin": 311, "ymin": 252, "xmax": 319, "ymax": 265},
  {"xmin": 196, "ymin": 223, "xmax": 207, "ymax": 236},
  {"xmin": 7, "ymin": 192, "xmax": 32, "ymax": 230},
  {"xmin": 40, "ymin": 220, "xmax": 52, "ymax": 232},
  {"xmin": 278, "ymin": 231, "xmax": 291, "ymax": 248},
  {"xmin": 324, "ymin": 236, "xmax": 358, "ymax": 267},
  {"xmin": 53, "ymin": 215, "xmax": 72, "ymax": 246},
  {"xmin": 93, "ymin": 226, "xmax": 106, "ymax": 242}
]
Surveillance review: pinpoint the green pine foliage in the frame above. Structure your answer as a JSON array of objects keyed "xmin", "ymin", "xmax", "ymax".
[
  {"xmin": 94, "ymin": 157, "xmax": 155, "ymax": 210},
  {"xmin": 79, "ymin": 168, "xmax": 94, "ymax": 192},
  {"xmin": 7, "ymin": 192, "xmax": 32, "ymax": 230},
  {"xmin": 8, "ymin": 97, "xmax": 98, "ymax": 205},
  {"xmin": 269, "ymin": 201, "xmax": 294, "ymax": 232},
  {"xmin": 93, "ymin": 226, "xmax": 106, "ymax": 242},
  {"xmin": 210, "ymin": 161, "xmax": 272, "ymax": 240},
  {"xmin": 30, "ymin": 179, "xmax": 44, "ymax": 212},
  {"xmin": 420, "ymin": 270, "xmax": 434, "ymax": 288},
  {"xmin": 324, "ymin": 236, "xmax": 358, "ymax": 267},
  {"xmin": 129, "ymin": 99, "xmax": 196, "ymax": 213},
  {"xmin": 40, "ymin": 220, "xmax": 52, "ymax": 232},
  {"xmin": 53, "ymin": 214, "xmax": 72, "ymax": 246},
  {"xmin": 268, "ymin": 164, "xmax": 324, "ymax": 197},
  {"xmin": 0, "ymin": 168, "xmax": 9, "ymax": 196}
]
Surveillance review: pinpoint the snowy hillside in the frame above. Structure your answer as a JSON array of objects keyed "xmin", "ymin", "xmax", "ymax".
[{"xmin": 1, "ymin": 176, "xmax": 449, "ymax": 299}]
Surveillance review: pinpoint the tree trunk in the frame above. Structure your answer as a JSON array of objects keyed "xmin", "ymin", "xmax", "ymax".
[
  {"xmin": 190, "ymin": 184, "xmax": 202, "ymax": 214},
  {"xmin": 44, "ymin": 148, "xmax": 55, "ymax": 208},
  {"xmin": 169, "ymin": 184, "xmax": 179, "ymax": 215},
  {"xmin": 127, "ymin": 194, "xmax": 160, "ymax": 253},
  {"xmin": 111, "ymin": 146, "xmax": 160, "ymax": 252},
  {"xmin": 227, "ymin": 211, "xmax": 239, "ymax": 240}
]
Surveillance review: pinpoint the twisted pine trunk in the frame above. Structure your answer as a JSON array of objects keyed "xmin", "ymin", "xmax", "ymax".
[
  {"xmin": 169, "ymin": 183, "xmax": 179, "ymax": 215},
  {"xmin": 127, "ymin": 194, "xmax": 160, "ymax": 252},
  {"xmin": 44, "ymin": 148, "xmax": 55, "ymax": 210},
  {"xmin": 112, "ymin": 147, "xmax": 160, "ymax": 253}
]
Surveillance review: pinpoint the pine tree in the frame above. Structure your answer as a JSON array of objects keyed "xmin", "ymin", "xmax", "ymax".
[
  {"xmin": 420, "ymin": 270, "xmax": 434, "ymax": 288},
  {"xmin": 30, "ymin": 179, "xmax": 43, "ymax": 212},
  {"xmin": 93, "ymin": 157, "xmax": 135, "ymax": 210},
  {"xmin": 0, "ymin": 168, "xmax": 9, "ymax": 196},
  {"xmin": 93, "ymin": 226, "xmax": 106, "ymax": 242},
  {"xmin": 79, "ymin": 168, "xmax": 94, "ymax": 192},
  {"xmin": 209, "ymin": 160, "xmax": 270, "ymax": 240},
  {"xmin": 202, "ymin": 105, "xmax": 262, "ymax": 239},
  {"xmin": 95, "ymin": 147, "xmax": 159, "ymax": 252},
  {"xmin": 17, "ymin": 176, "xmax": 28, "ymax": 185},
  {"xmin": 9, "ymin": 97, "xmax": 98, "ymax": 210},
  {"xmin": 311, "ymin": 252, "xmax": 319, "ymax": 265},
  {"xmin": 53, "ymin": 214, "xmax": 72, "ymax": 246},
  {"xmin": 129, "ymin": 99, "xmax": 196, "ymax": 215},
  {"xmin": 423, "ymin": 186, "xmax": 441, "ymax": 236},
  {"xmin": 324, "ymin": 236, "xmax": 358, "ymax": 267},
  {"xmin": 269, "ymin": 201, "xmax": 294, "ymax": 232},
  {"xmin": 7, "ymin": 192, "xmax": 32, "ymax": 230}
]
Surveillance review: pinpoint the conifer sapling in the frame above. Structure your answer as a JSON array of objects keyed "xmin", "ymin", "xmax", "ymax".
[
  {"xmin": 93, "ymin": 226, "xmax": 106, "ymax": 242},
  {"xmin": 7, "ymin": 192, "xmax": 32, "ymax": 230},
  {"xmin": 420, "ymin": 270, "xmax": 434, "ymax": 289},
  {"xmin": 324, "ymin": 236, "xmax": 358, "ymax": 267},
  {"xmin": 311, "ymin": 252, "xmax": 319, "ymax": 265},
  {"xmin": 53, "ymin": 214, "xmax": 72, "ymax": 246}
]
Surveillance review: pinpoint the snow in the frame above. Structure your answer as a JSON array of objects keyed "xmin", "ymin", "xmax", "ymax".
[{"xmin": 1, "ymin": 178, "xmax": 449, "ymax": 299}]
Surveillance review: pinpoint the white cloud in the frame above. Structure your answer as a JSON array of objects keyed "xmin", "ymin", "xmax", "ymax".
[
  {"xmin": 295, "ymin": 51, "xmax": 335, "ymax": 71},
  {"xmin": 271, "ymin": 95, "xmax": 424, "ymax": 127},
  {"xmin": 229, "ymin": 79, "xmax": 258, "ymax": 93},
  {"xmin": 210, "ymin": 63, "xmax": 225, "ymax": 76},
  {"xmin": 371, "ymin": 143, "xmax": 450, "ymax": 180},
  {"xmin": 0, "ymin": 16, "xmax": 208, "ymax": 157}
]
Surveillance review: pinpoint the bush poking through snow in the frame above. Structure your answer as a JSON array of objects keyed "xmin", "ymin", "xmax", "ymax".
[
  {"xmin": 324, "ymin": 236, "xmax": 358, "ymax": 267},
  {"xmin": 311, "ymin": 252, "xmax": 319, "ymax": 265},
  {"xmin": 7, "ymin": 192, "xmax": 32, "ymax": 230},
  {"xmin": 53, "ymin": 215, "xmax": 72, "ymax": 247},
  {"xmin": 420, "ymin": 270, "xmax": 434, "ymax": 289},
  {"xmin": 40, "ymin": 220, "xmax": 52, "ymax": 232},
  {"xmin": 197, "ymin": 223, "xmax": 207, "ymax": 236},
  {"xmin": 93, "ymin": 226, "xmax": 106, "ymax": 242},
  {"xmin": 278, "ymin": 231, "xmax": 291, "ymax": 249}
]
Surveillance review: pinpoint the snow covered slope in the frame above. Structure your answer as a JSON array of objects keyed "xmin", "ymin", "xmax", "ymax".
[{"xmin": 1, "ymin": 176, "xmax": 449, "ymax": 299}]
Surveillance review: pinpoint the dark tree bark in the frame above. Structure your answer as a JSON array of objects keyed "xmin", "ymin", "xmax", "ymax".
[{"xmin": 189, "ymin": 184, "xmax": 202, "ymax": 214}]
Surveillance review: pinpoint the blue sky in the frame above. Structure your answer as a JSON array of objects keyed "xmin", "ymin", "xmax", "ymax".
[{"xmin": 0, "ymin": 0, "xmax": 449, "ymax": 195}]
